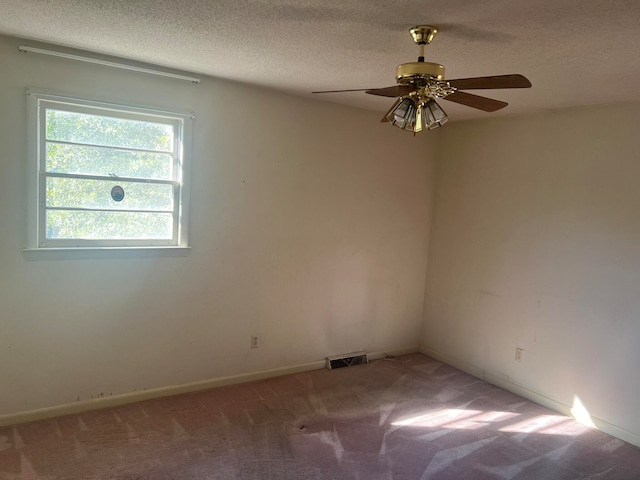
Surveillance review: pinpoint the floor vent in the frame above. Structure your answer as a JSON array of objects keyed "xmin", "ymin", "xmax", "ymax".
[{"xmin": 326, "ymin": 351, "xmax": 369, "ymax": 370}]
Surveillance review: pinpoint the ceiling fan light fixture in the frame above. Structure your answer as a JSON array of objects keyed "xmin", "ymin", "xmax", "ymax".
[
  {"xmin": 424, "ymin": 99, "xmax": 448, "ymax": 130},
  {"xmin": 386, "ymin": 96, "xmax": 447, "ymax": 133},
  {"xmin": 386, "ymin": 96, "xmax": 418, "ymax": 131}
]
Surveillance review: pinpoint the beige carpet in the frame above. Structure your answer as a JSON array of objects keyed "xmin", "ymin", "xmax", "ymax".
[{"xmin": 1, "ymin": 354, "xmax": 639, "ymax": 479}]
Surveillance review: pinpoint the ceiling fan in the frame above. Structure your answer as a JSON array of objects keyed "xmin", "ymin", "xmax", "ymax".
[{"xmin": 313, "ymin": 25, "xmax": 532, "ymax": 133}]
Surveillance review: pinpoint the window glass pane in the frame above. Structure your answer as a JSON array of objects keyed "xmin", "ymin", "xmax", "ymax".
[
  {"xmin": 46, "ymin": 177, "xmax": 174, "ymax": 211},
  {"xmin": 33, "ymin": 94, "xmax": 190, "ymax": 248},
  {"xmin": 46, "ymin": 210, "xmax": 173, "ymax": 240},
  {"xmin": 46, "ymin": 143, "xmax": 173, "ymax": 180},
  {"xmin": 46, "ymin": 109, "xmax": 174, "ymax": 152}
]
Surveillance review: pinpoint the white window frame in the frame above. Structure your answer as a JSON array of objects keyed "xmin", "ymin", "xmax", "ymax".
[{"xmin": 26, "ymin": 89, "xmax": 192, "ymax": 251}]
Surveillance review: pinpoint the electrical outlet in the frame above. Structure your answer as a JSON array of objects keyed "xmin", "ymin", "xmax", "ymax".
[
  {"xmin": 515, "ymin": 347, "xmax": 523, "ymax": 362},
  {"xmin": 251, "ymin": 335, "xmax": 259, "ymax": 349}
]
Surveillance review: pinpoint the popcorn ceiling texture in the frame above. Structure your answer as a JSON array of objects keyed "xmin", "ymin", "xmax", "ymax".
[
  {"xmin": 0, "ymin": 354, "xmax": 639, "ymax": 479},
  {"xmin": 1, "ymin": 0, "xmax": 639, "ymax": 120}
]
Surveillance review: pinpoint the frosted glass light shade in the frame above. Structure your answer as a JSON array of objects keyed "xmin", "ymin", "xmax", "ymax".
[
  {"xmin": 386, "ymin": 97, "xmax": 448, "ymax": 133},
  {"xmin": 424, "ymin": 99, "xmax": 448, "ymax": 130},
  {"xmin": 387, "ymin": 97, "xmax": 423, "ymax": 132}
]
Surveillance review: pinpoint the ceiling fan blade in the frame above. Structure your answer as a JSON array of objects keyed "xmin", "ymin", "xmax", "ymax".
[
  {"xmin": 366, "ymin": 85, "xmax": 417, "ymax": 98},
  {"xmin": 448, "ymin": 74, "xmax": 532, "ymax": 90},
  {"xmin": 443, "ymin": 91, "xmax": 508, "ymax": 112}
]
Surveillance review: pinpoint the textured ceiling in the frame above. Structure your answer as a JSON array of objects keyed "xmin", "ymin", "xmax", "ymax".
[{"xmin": 1, "ymin": 0, "xmax": 639, "ymax": 121}]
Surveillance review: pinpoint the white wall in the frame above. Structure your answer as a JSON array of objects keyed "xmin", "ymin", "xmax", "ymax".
[
  {"xmin": 422, "ymin": 104, "xmax": 640, "ymax": 443},
  {"xmin": 0, "ymin": 35, "xmax": 437, "ymax": 416}
]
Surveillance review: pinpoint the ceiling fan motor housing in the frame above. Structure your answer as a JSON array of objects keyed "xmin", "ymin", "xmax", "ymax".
[{"xmin": 396, "ymin": 61, "xmax": 446, "ymax": 85}]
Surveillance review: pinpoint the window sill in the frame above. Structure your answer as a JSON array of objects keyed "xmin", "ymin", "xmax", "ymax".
[{"xmin": 22, "ymin": 246, "xmax": 191, "ymax": 261}]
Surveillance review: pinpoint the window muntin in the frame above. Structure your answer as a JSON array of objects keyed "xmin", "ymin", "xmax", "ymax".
[
  {"xmin": 30, "ymin": 93, "xmax": 190, "ymax": 248},
  {"xmin": 46, "ymin": 144, "xmax": 173, "ymax": 180},
  {"xmin": 45, "ymin": 109, "xmax": 174, "ymax": 151}
]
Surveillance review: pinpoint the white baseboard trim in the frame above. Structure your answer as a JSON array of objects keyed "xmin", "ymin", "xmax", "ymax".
[
  {"xmin": 0, "ymin": 345, "xmax": 420, "ymax": 428},
  {"xmin": 420, "ymin": 346, "xmax": 640, "ymax": 448}
]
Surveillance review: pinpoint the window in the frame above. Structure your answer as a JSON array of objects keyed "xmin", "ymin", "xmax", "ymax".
[{"xmin": 27, "ymin": 91, "xmax": 192, "ymax": 249}]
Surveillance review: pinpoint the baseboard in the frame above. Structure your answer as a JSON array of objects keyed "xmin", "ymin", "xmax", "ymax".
[
  {"xmin": 0, "ymin": 345, "xmax": 420, "ymax": 428},
  {"xmin": 369, "ymin": 345, "xmax": 420, "ymax": 361},
  {"xmin": 420, "ymin": 346, "xmax": 640, "ymax": 448}
]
